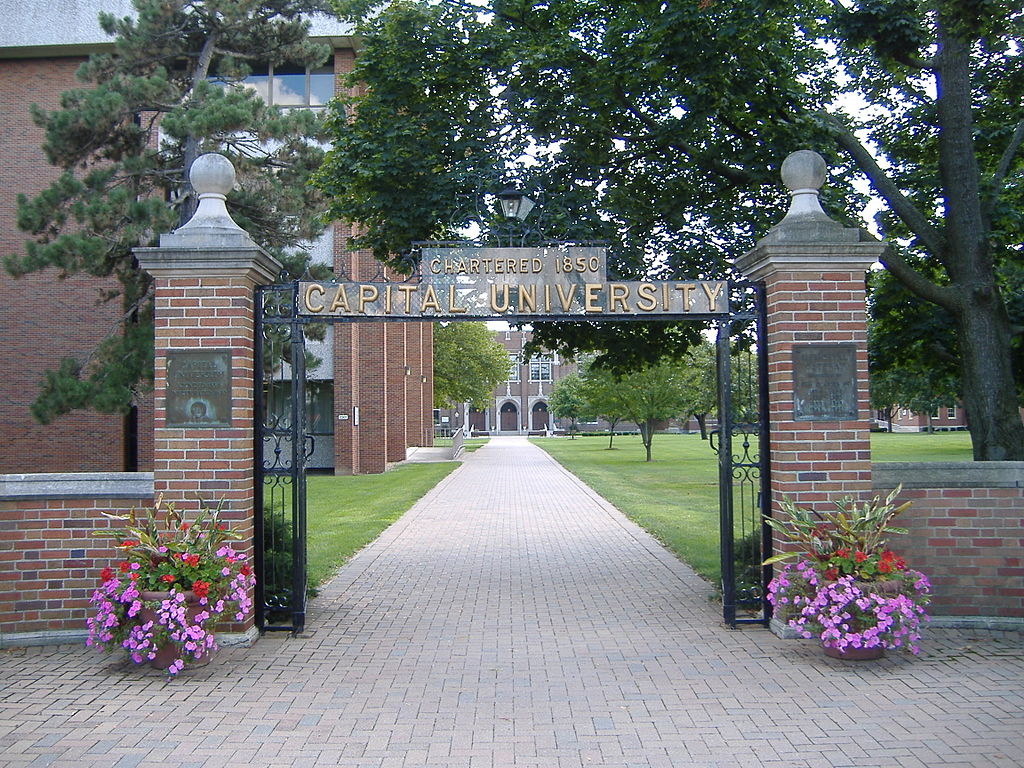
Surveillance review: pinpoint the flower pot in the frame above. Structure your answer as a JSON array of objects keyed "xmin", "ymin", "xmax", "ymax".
[
  {"xmin": 823, "ymin": 644, "xmax": 885, "ymax": 661},
  {"xmin": 136, "ymin": 590, "xmax": 213, "ymax": 670}
]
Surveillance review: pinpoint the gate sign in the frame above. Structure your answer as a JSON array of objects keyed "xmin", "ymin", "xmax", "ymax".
[{"xmin": 298, "ymin": 246, "xmax": 727, "ymax": 319}]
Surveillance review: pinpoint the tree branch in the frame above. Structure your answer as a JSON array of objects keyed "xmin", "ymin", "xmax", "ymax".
[
  {"xmin": 987, "ymin": 116, "xmax": 1024, "ymax": 215},
  {"xmin": 829, "ymin": 117, "xmax": 944, "ymax": 254}
]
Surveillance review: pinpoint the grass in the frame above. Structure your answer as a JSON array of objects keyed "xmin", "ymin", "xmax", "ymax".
[
  {"xmin": 870, "ymin": 430, "xmax": 973, "ymax": 462},
  {"xmin": 533, "ymin": 430, "xmax": 976, "ymax": 586},
  {"xmin": 306, "ymin": 462, "xmax": 459, "ymax": 587}
]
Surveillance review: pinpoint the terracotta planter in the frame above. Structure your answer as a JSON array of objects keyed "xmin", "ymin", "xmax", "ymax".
[
  {"xmin": 823, "ymin": 643, "xmax": 885, "ymax": 661},
  {"xmin": 136, "ymin": 590, "xmax": 213, "ymax": 670}
]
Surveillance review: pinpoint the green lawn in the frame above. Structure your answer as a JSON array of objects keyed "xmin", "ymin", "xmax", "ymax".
[
  {"xmin": 306, "ymin": 462, "xmax": 459, "ymax": 587},
  {"xmin": 533, "ymin": 430, "xmax": 976, "ymax": 586},
  {"xmin": 870, "ymin": 430, "xmax": 973, "ymax": 462}
]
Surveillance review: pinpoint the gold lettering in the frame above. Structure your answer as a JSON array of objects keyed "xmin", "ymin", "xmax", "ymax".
[
  {"xmin": 429, "ymin": 258, "xmax": 441, "ymax": 274},
  {"xmin": 421, "ymin": 285, "xmax": 442, "ymax": 312},
  {"xmin": 447, "ymin": 285, "xmax": 465, "ymax": 313},
  {"xmin": 702, "ymin": 281, "xmax": 724, "ymax": 310},
  {"xmin": 518, "ymin": 284, "xmax": 536, "ymax": 312},
  {"xmin": 544, "ymin": 284, "xmax": 551, "ymax": 312},
  {"xmin": 303, "ymin": 283, "xmax": 325, "ymax": 313},
  {"xmin": 385, "ymin": 285, "xmax": 392, "ymax": 314},
  {"xmin": 609, "ymin": 283, "xmax": 629, "ymax": 312},
  {"xmin": 490, "ymin": 284, "xmax": 510, "ymax": 312},
  {"xmin": 396, "ymin": 285, "xmax": 416, "ymax": 313},
  {"xmin": 457, "ymin": 258, "xmax": 469, "ymax": 274},
  {"xmin": 470, "ymin": 258, "xmax": 480, "ymax": 273},
  {"xmin": 584, "ymin": 283, "xmax": 602, "ymax": 313},
  {"xmin": 358, "ymin": 284, "xmax": 379, "ymax": 313},
  {"xmin": 443, "ymin": 259, "xmax": 455, "ymax": 274},
  {"xmin": 328, "ymin": 285, "xmax": 351, "ymax": 313},
  {"xmin": 662, "ymin": 283, "xmax": 670, "ymax": 310},
  {"xmin": 675, "ymin": 283, "xmax": 694, "ymax": 310},
  {"xmin": 532, "ymin": 258, "xmax": 542, "ymax": 273},
  {"xmin": 636, "ymin": 283, "xmax": 657, "ymax": 311},
  {"xmin": 555, "ymin": 284, "xmax": 577, "ymax": 311},
  {"xmin": 482, "ymin": 258, "xmax": 493, "ymax": 273},
  {"xmin": 495, "ymin": 260, "xmax": 505, "ymax": 274}
]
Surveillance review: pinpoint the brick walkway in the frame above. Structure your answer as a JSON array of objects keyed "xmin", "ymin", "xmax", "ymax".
[{"xmin": 2, "ymin": 437, "xmax": 1022, "ymax": 767}]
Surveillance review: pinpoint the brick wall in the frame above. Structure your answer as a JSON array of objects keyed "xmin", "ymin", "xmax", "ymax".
[
  {"xmin": 874, "ymin": 463, "xmax": 1024, "ymax": 621},
  {"xmin": 0, "ymin": 57, "xmax": 141, "ymax": 473},
  {"xmin": 0, "ymin": 474, "xmax": 152, "ymax": 642}
]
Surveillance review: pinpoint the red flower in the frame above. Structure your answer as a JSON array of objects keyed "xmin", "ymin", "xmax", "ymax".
[
  {"xmin": 835, "ymin": 547, "xmax": 850, "ymax": 559},
  {"xmin": 854, "ymin": 551, "xmax": 868, "ymax": 563},
  {"xmin": 118, "ymin": 562, "xmax": 130, "ymax": 573},
  {"xmin": 878, "ymin": 560, "xmax": 893, "ymax": 574},
  {"xmin": 121, "ymin": 540, "xmax": 137, "ymax": 548},
  {"xmin": 217, "ymin": 523, "xmax": 227, "ymax": 531},
  {"xmin": 192, "ymin": 580, "xmax": 210, "ymax": 599},
  {"xmin": 100, "ymin": 567, "xmax": 114, "ymax": 582},
  {"xmin": 824, "ymin": 567, "xmax": 839, "ymax": 581},
  {"xmin": 240, "ymin": 564, "xmax": 252, "ymax": 577},
  {"xmin": 184, "ymin": 554, "xmax": 201, "ymax": 567},
  {"xmin": 180, "ymin": 523, "xmax": 190, "ymax": 531},
  {"xmin": 160, "ymin": 574, "xmax": 176, "ymax": 584}
]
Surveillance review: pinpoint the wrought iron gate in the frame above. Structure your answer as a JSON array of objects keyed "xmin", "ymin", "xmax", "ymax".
[
  {"xmin": 254, "ymin": 283, "xmax": 309, "ymax": 633},
  {"xmin": 253, "ymin": 278, "xmax": 771, "ymax": 633},
  {"xmin": 713, "ymin": 282, "xmax": 771, "ymax": 627}
]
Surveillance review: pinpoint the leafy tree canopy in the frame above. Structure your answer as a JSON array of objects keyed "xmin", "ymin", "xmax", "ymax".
[
  {"xmin": 317, "ymin": 0, "xmax": 1024, "ymax": 460},
  {"xmin": 6, "ymin": 0, "xmax": 333, "ymax": 423},
  {"xmin": 432, "ymin": 321, "xmax": 510, "ymax": 407}
]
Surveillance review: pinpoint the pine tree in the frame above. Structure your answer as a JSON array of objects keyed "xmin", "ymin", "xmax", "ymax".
[{"xmin": 5, "ymin": 0, "xmax": 333, "ymax": 423}]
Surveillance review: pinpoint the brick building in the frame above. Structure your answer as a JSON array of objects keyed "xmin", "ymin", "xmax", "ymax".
[
  {"xmin": 0, "ymin": 2, "xmax": 431, "ymax": 475},
  {"xmin": 438, "ymin": 329, "xmax": 575, "ymax": 436}
]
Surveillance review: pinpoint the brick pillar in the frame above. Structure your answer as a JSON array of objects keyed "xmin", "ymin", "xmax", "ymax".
[
  {"xmin": 135, "ymin": 154, "xmax": 281, "ymax": 641},
  {"xmin": 736, "ymin": 151, "xmax": 886, "ymax": 513}
]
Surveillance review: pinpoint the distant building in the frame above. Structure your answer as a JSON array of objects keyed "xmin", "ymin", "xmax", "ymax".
[
  {"xmin": 437, "ymin": 329, "xmax": 576, "ymax": 435},
  {"xmin": 875, "ymin": 405, "xmax": 968, "ymax": 433}
]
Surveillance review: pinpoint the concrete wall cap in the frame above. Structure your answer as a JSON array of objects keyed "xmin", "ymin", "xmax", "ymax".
[
  {"xmin": 873, "ymin": 461, "xmax": 1024, "ymax": 489},
  {"xmin": 0, "ymin": 472, "xmax": 154, "ymax": 500}
]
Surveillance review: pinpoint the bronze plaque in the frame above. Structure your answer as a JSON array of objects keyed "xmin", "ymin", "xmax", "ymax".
[
  {"xmin": 792, "ymin": 344, "xmax": 858, "ymax": 421},
  {"xmin": 166, "ymin": 350, "xmax": 232, "ymax": 428}
]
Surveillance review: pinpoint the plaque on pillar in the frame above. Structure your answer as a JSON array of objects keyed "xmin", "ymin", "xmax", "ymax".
[
  {"xmin": 792, "ymin": 344, "xmax": 858, "ymax": 421},
  {"xmin": 166, "ymin": 350, "xmax": 233, "ymax": 428}
]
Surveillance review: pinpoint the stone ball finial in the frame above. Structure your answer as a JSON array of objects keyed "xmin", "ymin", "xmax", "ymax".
[
  {"xmin": 189, "ymin": 153, "xmax": 236, "ymax": 198},
  {"xmin": 781, "ymin": 149, "xmax": 826, "ymax": 194}
]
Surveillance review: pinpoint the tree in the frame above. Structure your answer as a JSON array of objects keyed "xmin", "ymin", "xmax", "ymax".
[
  {"xmin": 432, "ymin": 322, "xmax": 510, "ymax": 408},
  {"xmin": 678, "ymin": 341, "xmax": 718, "ymax": 440},
  {"xmin": 6, "ymin": 0, "xmax": 331, "ymax": 424},
  {"xmin": 548, "ymin": 371, "xmax": 588, "ymax": 436},
  {"xmin": 614, "ymin": 360, "xmax": 689, "ymax": 462},
  {"xmin": 319, "ymin": 0, "xmax": 1024, "ymax": 460},
  {"xmin": 575, "ymin": 358, "xmax": 628, "ymax": 448}
]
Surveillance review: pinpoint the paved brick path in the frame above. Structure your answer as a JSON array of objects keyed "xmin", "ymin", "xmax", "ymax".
[{"xmin": 2, "ymin": 437, "xmax": 1022, "ymax": 767}]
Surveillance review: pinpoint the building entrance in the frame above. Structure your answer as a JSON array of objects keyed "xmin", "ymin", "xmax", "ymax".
[{"xmin": 499, "ymin": 402, "xmax": 519, "ymax": 432}]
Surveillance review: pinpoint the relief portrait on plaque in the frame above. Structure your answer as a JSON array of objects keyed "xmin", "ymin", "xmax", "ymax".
[{"xmin": 165, "ymin": 350, "xmax": 233, "ymax": 428}]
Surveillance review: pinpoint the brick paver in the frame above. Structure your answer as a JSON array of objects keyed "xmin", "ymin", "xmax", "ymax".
[{"xmin": 2, "ymin": 437, "xmax": 1022, "ymax": 767}]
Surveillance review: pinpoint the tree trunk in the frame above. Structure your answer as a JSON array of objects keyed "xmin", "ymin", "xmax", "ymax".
[
  {"xmin": 956, "ymin": 295, "xmax": 1024, "ymax": 459},
  {"xmin": 934, "ymin": 29, "xmax": 1024, "ymax": 460},
  {"xmin": 642, "ymin": 419, "xmax": 653, "ymax": 462},
  {"xmin": 696, "ymin": 413, "xmax": 707, "ymax": 440}
]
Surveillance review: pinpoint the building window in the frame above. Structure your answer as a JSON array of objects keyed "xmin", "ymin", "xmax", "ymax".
[
  {"xmin": 529, "ymin": 356, "xmax": 552, "ymax": 382},
  {"xmin": 507, "ymin": 354, "xmax": 520, "ymax": 383},
  {"xmin": 237, "ymin": 61, "xmax": 333, "ymax": 108},
  {"xmin": 947, "ymin": 406, "xmax": 956, "ymax": 419}
]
